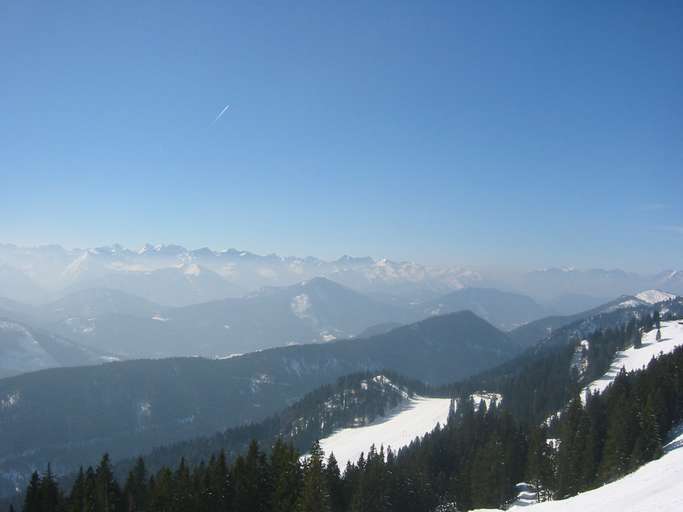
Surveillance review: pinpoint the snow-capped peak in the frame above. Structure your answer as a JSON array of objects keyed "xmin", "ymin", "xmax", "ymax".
[{"xmin": 634, "ymin": 289, "xmax": 677, "ymax": 304}]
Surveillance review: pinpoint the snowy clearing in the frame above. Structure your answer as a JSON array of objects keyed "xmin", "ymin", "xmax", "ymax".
[
  {"xmin": 317, "ymin": 396, "xmax": 452, "ymax": 468},
  {"xmin": 474, "ymin": 424, "xmax": 683, "ymax": 512},
  {"xmin": 471, "ymin": 391, "xmax": 503, "ymax": 410},
  {"xmin": 584, "ymin": 320, "xmax": 683, "ymax": 399},
  {"xmin": 634, "ymin": 289, "xmax": 677, "ymax": 304}
]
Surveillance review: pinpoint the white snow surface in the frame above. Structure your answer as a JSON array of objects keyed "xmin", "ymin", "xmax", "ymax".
[
  {"xmin": 317, "ymin": 396, "xmax": 452, "ymax": 468},
  {"xmin": 474, "ymin": 424, "xmax": 683, "ymax": 512},
  {"xmin": 634, "ymin": 289, "xmax": 677, "ymax": 304},
  {"xmin": 471, "ymin": 391, "xmax": 503, "ymax": 410},
  {"xmin": 584, "ymin": 320, "xmax": 683, "ymax": 399}
]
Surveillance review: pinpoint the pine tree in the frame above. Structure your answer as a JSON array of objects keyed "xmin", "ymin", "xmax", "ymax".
[
  {"xmin": 232, "ymin": 440, "xmax": 272, "ymax": 512},
  {"xmin": 325, "ymin": 453, "xmax": 345, "ymax": 512},
  {"xmin": 149, "ymin": 468, "xmax": 173, "ymax": 512},
  {"xmin": 173, "ymin": 457, "xmax": 193, "ymax": 512},
  {"xmin": 630, "ymin": 399, "xmax": 662, "ymax": 466},
  {"xmin": 40, "ymin": 464, "xmax": 61, "ymax": 512},
  {"xmin": 525, "ymin": 426, "xmax": 554, "ymax": 501},
  {"xmin": 350, "ymin": 444, "xmax": 390, "ymax": 512},
  {"xmin": 297, "ymin": 441, "xmax": 331, "ymax": 512},
  {"xmin": 556, "ymin": 397, "xmax": 587, "ymax": 497},
  {"xmin": 271, "ymin": 439, "xmax": 303, "ymax": 512},
  {"xmin": 95, "ymin": 454, "xmax": 121, "ymax": 512},
  {"xmin": 69, "ymin": 467, "xmax": 87, "ymax": 512},
  {"xmin": 23, "ymin": 472, "xmax": 41, "ymax": 512},
  {"xmin": 123, "ymin": 457, "xmax": 147, "ymax": 512}
]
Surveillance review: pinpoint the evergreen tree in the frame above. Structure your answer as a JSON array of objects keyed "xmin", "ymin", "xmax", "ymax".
[
  {"xmin": 94, "ymin": 454, "xmax": 121, "ymax": 512},
  {"xmin": 350, "ymin": 444, "xmax": 390, "ymax": 512},
  {"xmin": 123, "ymin": 457, "xmax": 147, "ymax": 512},
  {"xmin": 630, "ymin": 399, "xmax": 662, "ymax": 466},
  {"xmin": 297, "ymin": 441, "xmax": 331, "ymax": 512},
  {"xmin": 271, "ymin": 438, "xmax": 303, "ymax": 512},
  {"xmin": 325, "ymin": 453, "xmax": 345, "ymax": 512},
  {"xmin": 23, "ymin": 472, "xmax": 41, "ymax": 512},
  {"xmin": 233, "ymin": 440, "xmax": 271, "ymax": 512},
  {"xmin": 39, "ymin": 465, "xmax": 61, "ymax": 512},
  {"xmin": 525, "ymin": 426, "xmax": 555, "ymax": 501}
]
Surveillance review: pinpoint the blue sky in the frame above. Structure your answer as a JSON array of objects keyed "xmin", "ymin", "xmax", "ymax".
[{"xmin": 1, "ymin": 1, "xmax": 681, "ymax": 271}]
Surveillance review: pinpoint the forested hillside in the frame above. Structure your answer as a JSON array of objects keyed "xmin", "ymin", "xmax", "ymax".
[
  {"xmin": 15, "ymin": 336, "xmax": 683, "ymax": 512},
  {"xmin": 0, "ymin": 312, "xmax": 516, "ymax": 496}
]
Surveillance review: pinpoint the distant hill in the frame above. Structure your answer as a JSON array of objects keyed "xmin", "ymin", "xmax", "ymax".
[
  {"xmin": 0, "ymin": 311, "xmax": 517, "ymax": 491},
  {"xmin": 542, "ymin": 292, "xmax": 608, "ymax": 315},
  {"xmin": 509, "ymin": 290, "xmax": 681, "ymax": 348},
  {"xmin": 419, "ymin": 287, "xmax": 550, "ymax": 330},
  {"xmin": 0, "ymin": 318, "xmax": 115, "ymax": 379},
  {"xmin": 0, "ymin": 278, "xmax": 414, "ymax": 358},
  {"xmin": 356, "ymin": 322, "xmax": 403, "ymax": 338}
]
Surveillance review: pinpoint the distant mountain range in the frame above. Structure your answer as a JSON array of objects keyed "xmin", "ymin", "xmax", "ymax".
[
  {"xmin": 0, "ymin": 278, "xmax": 411, "ymax": 360},
  {"xmin": 0, "ymin": 243, "xmax": 481, "ymax": 306},
  {"xmin": 419, "ymin": 287, "xmax": 551, "ymax": 330},
  {"xmin": 1, "ymin": 274, "xmax": 678, "ymax": 377},
  {"xmin": 509, "ymin": 289, "xmax": 679, "ymax": 347},
  {"xmin": 2, "ymin": 244, "xmax": 683, "ymax": 312},
  {"xmin": 0, "ymin": 279, "xmax": 580, "ymax": 370}
]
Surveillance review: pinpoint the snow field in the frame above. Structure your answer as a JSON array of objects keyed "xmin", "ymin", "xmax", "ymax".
[
  {"xmin": 584, "ymin": 320, "xmax": 683, "ymax": 399},
  {"xmin": 316, "ymin": 396, "xmax": 452, "ymax": 469}
]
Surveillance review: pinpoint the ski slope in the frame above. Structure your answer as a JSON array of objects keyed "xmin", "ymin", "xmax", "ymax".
[
  {"xmin": 585, "ymin": 320, "xmax": 683, "ymax": 398},
  {"xmin": 474, "ymin": 424, "xmax": 683, "ymax": 512},
  {"xmin": 317, "ymin": 396, "xmax": 452, "ymax": 468}
]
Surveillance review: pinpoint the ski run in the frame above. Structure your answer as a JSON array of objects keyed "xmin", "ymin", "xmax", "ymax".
[{"xmin": 317, "ymin": 396, "xmax": 452, "ymax": 469}]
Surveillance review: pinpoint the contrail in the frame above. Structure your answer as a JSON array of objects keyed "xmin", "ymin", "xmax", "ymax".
[{"xmin": 213, "ymin": 103, "xmax": 230, "ymax": 124}]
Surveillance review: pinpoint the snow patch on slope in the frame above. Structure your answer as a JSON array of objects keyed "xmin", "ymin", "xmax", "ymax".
[
  {"xmin": 634, "ymin": 289, "xmax": 677, "ymax": 305},
  {"xmin": 570, "ymin": 340, "xmax": 590, "ymax": 378},
  {"xmin": 471, "ymin": 391, "xmax": 503, "ymax": 410},
  {"xmin": 317, "ymin": 396, "xmax": 452, "ymax": 468},
  {"xmin": 584, "ymin": 320, "xmax": 683, "ymax": 399}
]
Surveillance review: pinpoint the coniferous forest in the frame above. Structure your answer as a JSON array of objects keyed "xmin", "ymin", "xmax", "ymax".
[{"xmin": 15, "ymin": 316, "xmax": 683, "ymax": 512}]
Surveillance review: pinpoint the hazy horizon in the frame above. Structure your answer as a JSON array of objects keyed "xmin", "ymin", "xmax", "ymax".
[{"xmin": 1, "ymin": 239, "xmax": 682, "ymax": 276}]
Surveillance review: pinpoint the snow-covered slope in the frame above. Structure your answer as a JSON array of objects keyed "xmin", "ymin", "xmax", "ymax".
[
  {"xmin": 634, "ymin": 289, "xmax": 677, "ymax": 305},
  {"xmin": 317, "ymin": 396, "xmax": 452, "ymax": 468},
  {"xmin": 584, "ymin": 320, "xmax": 683, "ymax": 398},
  {"xmin": 608, "ymin": 289, "xmax": 678, "ymax": 311},
  {"xmin": 474, "ymin": 424, "xmax": 683, "ymax": 511}
]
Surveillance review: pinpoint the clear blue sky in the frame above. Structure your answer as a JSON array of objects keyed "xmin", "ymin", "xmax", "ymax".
[{"xmin": 1, "ymin": 1, "xmax": 681, "ymax": 271}]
